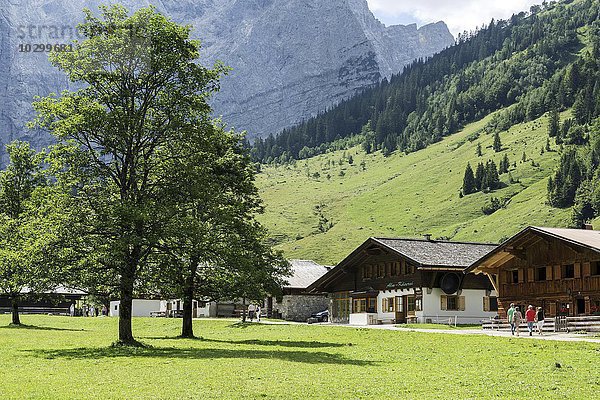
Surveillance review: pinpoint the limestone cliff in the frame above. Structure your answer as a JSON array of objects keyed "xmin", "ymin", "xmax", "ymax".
[{"xmin": 0, "ymin": 0, "xmax": 453, "ymax": 164}]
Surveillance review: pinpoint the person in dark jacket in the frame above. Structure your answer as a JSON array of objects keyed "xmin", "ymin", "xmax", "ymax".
[{"xmin": 536, "ymin": 306, "xmax": 545, "ymax": 335}]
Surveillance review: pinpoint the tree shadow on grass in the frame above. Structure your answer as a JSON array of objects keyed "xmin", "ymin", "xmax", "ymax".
[
  {"xmin": 228, "ymin": 322, "xmax": 255, "ymax": 329},
  {"xmin": 25, "ymin": 346, "xmax": 374, "ymax": 366},
  {"xmin": 0, "ymin": 324, "xmax": 85, "ymax": 332},
  {"xmin": 142, "ymin": 336, "xmax": 346, "ymax": 349}
]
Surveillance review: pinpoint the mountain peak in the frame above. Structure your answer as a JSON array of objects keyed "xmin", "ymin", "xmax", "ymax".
[{"xmin": 0, "ymin": 0, "xmax": 453, "ymax": 164}]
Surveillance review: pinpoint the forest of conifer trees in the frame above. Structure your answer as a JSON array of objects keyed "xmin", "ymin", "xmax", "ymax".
[{"xmin": 252, "ymin": 0, "xmax": 600, "ymax": 226}]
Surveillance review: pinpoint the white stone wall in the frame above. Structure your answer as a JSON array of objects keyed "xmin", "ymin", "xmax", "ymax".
[
  {"xmin": 343, "ymin": 288, "xmax": 498, "ymax": 326},
  {"xmin": 419, "ymin": 288, "xmax": 498, "ymax": 324},
  {"xmin": 349, "ymin": 313, "xmax": 377, "ymax": 325}
]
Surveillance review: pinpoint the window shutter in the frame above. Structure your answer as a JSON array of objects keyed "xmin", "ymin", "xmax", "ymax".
[
  {"xmin": 440, "ymin": 295, "xmax": 447, "ymax": 311},
  {"xmin": 546, "ymin": 266, "xmax": 553, "ymax": 281},
  {"xmin": 554, "ymin": 265, "xmax": 561, "ymax": 279},
  {"xmin": 527, "ymin": 268, "xmax": 534, "ymax": 282},
  {"xmin": 575, "ymin": 263, "xmax": 581, "ymax": 278},
  {"xmin": 459, "ymin": 296, "xmax": 466, "ymax": 311},
  {"xmin": 518, "ymin": 269, "xmax": 524, "ymax": 283},
  {"xmin": 583, "ymin": 262, "xmax": 591, "ymax": 277}
]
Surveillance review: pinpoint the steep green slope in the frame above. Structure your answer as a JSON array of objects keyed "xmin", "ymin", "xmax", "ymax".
[{"xmin": 256, "ymin": 112, "xmax": 571, "ymax": 265}]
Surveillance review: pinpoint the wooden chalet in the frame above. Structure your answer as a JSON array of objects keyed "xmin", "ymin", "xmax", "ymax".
[
  {"xmin": 307, "ymin": 237, "xmax": 498, "ymax": 325},
  {"xmin": 466, "ymin": 226, "xmax": 600, "ymax": 319}
]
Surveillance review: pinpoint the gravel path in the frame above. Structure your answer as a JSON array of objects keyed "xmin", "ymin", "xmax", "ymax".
[{"xmin": 254, "ymin": 319, "xmax": 600, "ymax": 343}]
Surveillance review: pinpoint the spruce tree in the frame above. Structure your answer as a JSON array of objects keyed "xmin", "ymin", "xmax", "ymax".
[
  {"xmin": 493, "ymin": 132, "xmax": 502, "ymax": 152},
  {"xmin": 482, "ymin": 160, "xmax": 500, "ymax": 191},
  {"xmin": 548, "ymin": 109, "xmax": 560, "ymax": 137},
  {"xmin": 475, "ymin": 162, "xmax": 485, "ymax": 191},
  {"xmin": 499, "ymin": 154, "xmax": 510, "ymax": 174},
  {"xmin": 462, "ymin": 163, "xmax": 477, "ymax": 195}
]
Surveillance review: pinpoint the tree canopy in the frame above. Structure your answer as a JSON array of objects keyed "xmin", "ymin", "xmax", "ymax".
[{"xmin": 33, "ymin": 5, "xmax": 286, "ymax": 344}]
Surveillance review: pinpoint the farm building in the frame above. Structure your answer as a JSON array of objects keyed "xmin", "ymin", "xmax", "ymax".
[
  {"xmin": 466, "ymin": 226, "xmax": 600, "ymax": 319},
  {"xmin": 307, "ymin": 237, "xmax": 498, "ymax": 325},
  {"xmin": 266, "ymin": 259, "xmax": 331, "ymax": 321},
  {"xmin": 109, "ymin": 298, "xmax": 237, "ymax": 318},
  {"xmin": 0, "ymin": 286, "xmax": 86, "ymax": 315}
]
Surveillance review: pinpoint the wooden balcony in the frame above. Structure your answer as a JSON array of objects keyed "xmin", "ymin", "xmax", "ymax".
[{"xmin": 501, "ymin": 276, "xmax": 600, "ymax": 298}]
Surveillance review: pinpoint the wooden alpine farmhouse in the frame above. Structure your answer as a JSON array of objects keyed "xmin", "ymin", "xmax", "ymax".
[
  {"xmin": 307, "ymin": 237, "xmax": 499, "ymax": 325},
  {"xmin": 467, "ymin": 226, "xmax": 600, "ymax": 319}
]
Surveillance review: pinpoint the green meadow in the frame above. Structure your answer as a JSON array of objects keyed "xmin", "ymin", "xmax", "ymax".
[
  {"xmin": 0, "ymin": 316, "xmax": 598, "ymax": 399},
  {"xmin": 256, "ymin": 112, "xmax": 577, "ymax": 265}
]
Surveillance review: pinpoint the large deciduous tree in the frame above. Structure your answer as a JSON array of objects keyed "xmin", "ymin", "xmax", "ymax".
[
  {"xmin": 33, "ymin": 5, "xmax": 226, "ymax": 345},
  {"xmin": 149, "ymin": 124, "xmax": 290, "ymax": 338},
  {"xmin": 0, "ymin": 142, "xmax": 53, "ymax": 325}
]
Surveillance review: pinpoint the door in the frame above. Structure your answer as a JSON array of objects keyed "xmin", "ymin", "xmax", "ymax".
[
  {"xmin": 577, "ymin": 298, "xmax": 586, "ymax": 315},
  {"xmin": 395, "ymin": 296, "xmax": 405, "ymax": 323}
]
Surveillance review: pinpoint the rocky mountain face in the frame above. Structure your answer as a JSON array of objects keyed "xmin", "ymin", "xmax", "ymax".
[{"xmin": 0, "ymin": 0, "xmax": 453, "ymax": 163}]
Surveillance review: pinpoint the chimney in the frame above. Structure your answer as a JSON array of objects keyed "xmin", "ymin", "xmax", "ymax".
[
  {"xmin": 423, "ymin": 234, "xmax": 433, "ymax": 241},
  {"xmin": 584, "ymin": 224, "xmax": 594, "ymax": 230}
]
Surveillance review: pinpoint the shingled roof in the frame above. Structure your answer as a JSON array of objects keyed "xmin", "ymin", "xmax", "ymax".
[
  {"xmin": 466, "ymin": 226, "xmax": 600, "ymax": 273},
  {"xmin": 307, "ymin": 237, "xmax": 496, "ymax": 293},
  {"xmin": 286, "ymin": 260, "xmax": 332, "ymax": 289},
  {"xmin": 373, "ymin": 238, "xmax": 497, "ymax": 268},
  {"xmin": 529, "ymin": 227, "xmax": 600, "ymax": 251}
]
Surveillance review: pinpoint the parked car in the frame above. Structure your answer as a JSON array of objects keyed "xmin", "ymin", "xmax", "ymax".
[{"xmin": 309, "ymin": 309, "xmax": 329, "ymax": 323}]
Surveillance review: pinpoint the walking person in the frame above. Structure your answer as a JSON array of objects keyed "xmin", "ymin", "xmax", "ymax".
[
  {"xmin": 248, "ymin": 303, "xmax": 256, "ymax": 322},
  {"xmin": 526, "ymin": 305, "xmax": 536, "ymax": 336},
  {"xmin": 69, "ymin": 303, "xmax": 75, "ymax": 317},
  {"xmin": 256, "ymin": 305, "xmax": 261, "ymax": 322},
  {"xmin": 513, "ymin": 306, "xmax": 523, "ymax": 336},
  {"xmin": 507, "ymin": 303, "xmax": 516, "ymax": 335},
  {"xmin": 536, "ymin": 306, "xmax": 545, "ymax": 335}
]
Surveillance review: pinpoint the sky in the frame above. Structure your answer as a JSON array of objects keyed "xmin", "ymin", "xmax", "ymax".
[{"xmin": 366, "ymin": 0, "xmax": 543, "ymax": 37}]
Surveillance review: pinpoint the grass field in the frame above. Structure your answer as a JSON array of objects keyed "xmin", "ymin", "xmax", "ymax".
[
  {"xmin": 1, "ymin": 316, "xmax": 599, "ymax": 399},
  {"xmin": 256, "ymin": 112, "xmax": 573, "ymax": 265}
]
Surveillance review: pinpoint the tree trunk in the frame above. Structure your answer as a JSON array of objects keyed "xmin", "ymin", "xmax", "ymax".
[
  {"xmin": 11, "ymin": 296, "xmax": 21, "ymax": 325},
  {"xmin": 241, "ymin": 297, "xmax": 246, "ymax": 322},
  {"xmin": 181, "ymin": 274, "xmax": 195, "ymax": 338},
  {"xmin": 118, "ymin": 265, "xmax": 136, "ymax": 344},
  {"xmin": 118, "ymin": 287, "xmax": 135, "ymax": 344}
]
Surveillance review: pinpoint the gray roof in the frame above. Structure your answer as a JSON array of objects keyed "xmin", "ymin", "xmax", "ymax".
[
  {"xmin": 373, "ymin": 238, "xmax": 497, "ymax": 268},
  {"xmin": 286, "ymin": 260, "xmax": 332, "ymax": 289},
  {"xmin": 531, "ymin": 227, "xmax": 600, "ymax": 251}
]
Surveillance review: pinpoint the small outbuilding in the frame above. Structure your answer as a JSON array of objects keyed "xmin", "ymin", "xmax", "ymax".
[{"xmin": 266, "ymin": 259, "xmax": 331, "ymax": 321}]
